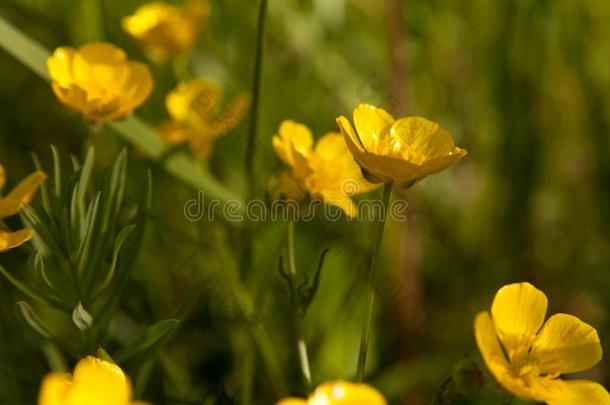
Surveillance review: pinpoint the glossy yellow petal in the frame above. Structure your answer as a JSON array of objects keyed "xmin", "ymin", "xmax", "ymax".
[
  {"xmin": 47, "ymin": 47, "xmax": 76, "ymax": 88},
  {"xmin": 389, "ymin": 117, "xmax": 455, "ymax": 163},
  {"xmin": 474, "ymin": 311, "xmax": 537, "ymax": 401},
  {"xmin": 0, "ymin": 171, "xmax": 46, "ymax": 218},
  {"xmin": 545, "ymin": 380, "xmax": 610, "ymax": 405},
  {"xmin": 530, "ymin": 313, "xmax": 602, "ymax": 374},
  {"xmin": 208, "ymin": 93, "xmax": 250, "ymax": 138},
  {"xmin": 38, "ymin": 373, "xmax": 72, "ymax": 405},
  {"xmin": 166, "ymin": 80, "xmax": 222, "ymax": 123},
  {"xmin": 0, "ymin": 228, "xmax": 34, "ymax": 252},
  {"xmin": 158, "ymin": 122, "xmax": 193, "ymax": 145},
  {"xmin": 352, "ymin": 104, "xmax": 394, "ymax": 152},
  {"xmin": 418, "ymin": 147, "xmax": 467, "ymax": 178},
  {"xmin": 308, "ymin": 381, "xmax": 387, "ymax": 405},
  {"xmin": 490, "ymin": 282, "xmax": 548, "ymax": 361},
  {"xmin": 275, "ymin": 399, "xmax": 307, "ymax": 405},
  {"xmin": 68, "ymin": 357, "xmax": 131, "ymax": 405},
  {"xmin": 337, "ymin": 115, "xmax": 365, "ymax": 153}
]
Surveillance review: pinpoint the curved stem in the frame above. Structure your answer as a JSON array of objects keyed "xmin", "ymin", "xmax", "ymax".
[
  {"xmin": 356, "ymin": 181, "xmax": 393, "ymax": 381},
  {"xmin": 286, "ymin": 219, "xmax": 312, "ymax": 389}
]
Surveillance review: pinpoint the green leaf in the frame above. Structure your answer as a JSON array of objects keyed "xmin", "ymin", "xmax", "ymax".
[
  {"xmin": 114, "ymin": 319, "xmax": 181, "ymax": 363},
  {"xmin": 75, "ymin": 192, "xmax": 100, "ymax": 275},
  {"xmin": 16, "ymin": 301, "xmax": 53, "ymax": 338},
  {"xmin": 95, "ymin": 224, "xmax": 136, "ymax": 295}
]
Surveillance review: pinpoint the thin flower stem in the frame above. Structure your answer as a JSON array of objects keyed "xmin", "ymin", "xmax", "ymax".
[
  {"xmin": 356, "ymin": 181, "xmax": 393, "ymax": 381},
  {"xmin": 245, "ymin": 0, "xmax": 268, "ymax": 202},
  {"xmin": 287, "ymin": 219, "xmax": 312, "ymax": 389}
]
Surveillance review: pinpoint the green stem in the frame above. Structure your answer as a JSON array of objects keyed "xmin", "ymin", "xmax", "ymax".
[
  {"xmin": 245, "ymin": 0, "xmax": 268, "ymax": 202},
  {"xmin": 286, "ymin": 220, "xmax": 312, "ymax": 389},
  {"xmin": 356, "ymin": 181, "xmax": 393, "ymax": 381}
]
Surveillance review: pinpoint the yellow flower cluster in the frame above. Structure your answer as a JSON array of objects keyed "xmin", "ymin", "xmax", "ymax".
[
  {"xmin": 158, "ymin": 79, "xmax": 250, "ymax": 158},
  {"xmin": 122, "ymin": 0, "xmax": 210, "ymax": 61},
  {"xmin": 0, "ymin": 164, "xmax": 45, "ymax": 252},
  {"xmin": 475, "ymin": 282, "xmax": 609, "ymax": 405},
  {"xmin": 38, "ymin": 357, "xmax": 151, "ymax": 405},
  {"xmin": 277, "ymin": 380, "xmax": 386, "ymax": 404},
  {"xmin": 47, "ymin": 43, "xmax": 153, "ymax": 125},
  {"xmin": 272, "ymin": 120, "xmax": 379, "ymax": 217}
]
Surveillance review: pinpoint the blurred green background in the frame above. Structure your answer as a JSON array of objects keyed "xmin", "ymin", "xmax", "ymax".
[{"xmin": 1, "ymin": 0, "xmax": 609, "ymax": 404}]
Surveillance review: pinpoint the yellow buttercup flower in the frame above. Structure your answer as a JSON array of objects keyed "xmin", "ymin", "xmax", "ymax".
[
  {"xmin": 38, "ymin": 356, "xmax": 152, "ymax": 405},
  {"xmin": 158, "ymin": 79, "xmax": 250, "ymax": 158},
  {"xmin": 47, "ymin": 42, "xmax": 153, "ymax": 124},
  {"xmin": 475, "ymin": 282, "xmax": 610, "ymax": 405},
  {"xmin": 122, "ymin": 0, "xmax": 210, "ymax": 61},
  {"xmin": 272, "ymin": 120, "xmax": 379, "ymax": 218},
  {"xmin": 276, "ymin": 380, "xmax": 387, "ymax": 404},
  {"xmin": 336, "ymin": 104, "xmax": 467, "ymax": 185},
  {"xmin": 0, "ymin": 164, "xmax": 45, "ymax": 252}
]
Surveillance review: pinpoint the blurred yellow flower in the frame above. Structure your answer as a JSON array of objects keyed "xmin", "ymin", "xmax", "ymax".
[
  {"xmin": 475, "ymin": 282, "xmax": 610, "ymax": 405},
  {"xmin": 272, "ymin": 121, "xmax": 379, "ymax": 218},
  {"xmin": 276, "ymin": 380, "xmax": 387, "ymax": 404},
  {"xmin": 0, "ymin": 164, "xmax": 45, "ymax": 252},
  {"xmin": 122, "ymin": 0, "xmax": 210, "ymax": 61},
  {"xmin": 47, "ymin": 43, "xmax": 153, "ymax": 125},
  {"xmin": 336, "ymin": 104, "xmax": 467, "ymax": 185},
  {"xmin": 38, "ymin": 356, "xmax": 152, "ymax": 405},
  {"xmin": 158, "ymin": 79, "xmax": 250, "ymax": 158}
]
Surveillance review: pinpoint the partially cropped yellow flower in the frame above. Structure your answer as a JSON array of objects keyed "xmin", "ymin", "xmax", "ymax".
[
  {"xmin": 276, "ymin": 380, "xmax": 387, "ymax": 405},
  {"xmin": 337, "ymin": 104, "xmax": 467, "ymax": 185},
  {"xmin": 272, "ymin": 121, "xmax": 379, "ymax": 218},
  {"xmin": 475, "ymin": 282, "xmax": 609, "ymax": 405},
  {"xmin": 158, "ymin": 79, "xmax": 250, "ymax": 158},
  {"xmin": 0, "ymin": 164, "xmax": 45, "ymax": 252},
  {"xmin": 47, "ymin": 43, "xmax": 153, "ymax": 124},
  {"xmin": 38, "ymin": 356, "xmax": 152, "ymax": 405},
  {"xmin": 122, "ymin": 0, "xmax": 210, "ymax": 61}
]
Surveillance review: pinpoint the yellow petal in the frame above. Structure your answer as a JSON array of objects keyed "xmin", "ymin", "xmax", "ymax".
[
  {"xmin": 352, "ymin": 104, "xmax": 394, "ymax": 152},
  {"xmin": 337, "ymin": 115, "xmax": 365, "ymax": 153},
  {"xmin": 490, "ymin": 282, "xmax": 548, "ymax": 361},
  {"xmin": 208, "ymin": 93, "xmax": 251, "ymax": 138},
  {"xmin": 546, "ymin": 380, "xmax": 610, "ymax": 405},
  {"xmin": 531, "ymin": 313, "xmax": 602, "ymax": 374},
  {"xmin": 0, "ymin": 164, "xmax": 5, "ymax": 192},
  {"xmin": 0, "ymin": 171, "xmax": 46, "ymax": 218},
  {"xmin": 68, "ymin": 357, "xmax": 131, "ymax": 405},
  {"xmin": 72, "ymin": 43, "xmax": 129, "ymax": 96},
  {"xmin": 318, "ymin": 192, "xmax": 358, "ymax": 218},
  {"xmin": 273, "ymin": 120, "xmax": 313, "ymax": 178},
  {"xmin": 308, "ymin": 381, "xmax": 387, "ymax": 405},
  {"xmin": 47, "ymin": 47, "xmax": 76, "ymax": 88},
  {"xmin": 119, "ymin": 61, "xmax": 153, "ymax": 113},
  {"xmin": 418, "ymin": 147, "xmax": 468, "ymax": 178},
  {"xmin": 38, "ymin": 373, "xmax": 72, "ymax": 405},
  {"xmin": 314, "ymin": 132, "xmax": 349, "ymax": 159},
  {"xmin": 0, "ymin": 228, "xmax": 33, "ymax": 252},
  {"xmin": 275, "ymin": 399, "xmax": 307, "ymax": 405},
  {"xmin": 166, "ymin": 80, "xmax": 222, "ymax": 123},
  {"xmin": 474, "ymin": 311, "xmax": 537, "ymax": 401},
  {"xmin": 389, "ymin": 117, "xmax": 455, "ymax": 163}
]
